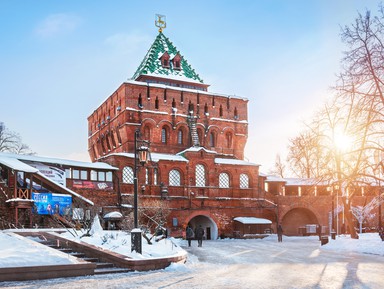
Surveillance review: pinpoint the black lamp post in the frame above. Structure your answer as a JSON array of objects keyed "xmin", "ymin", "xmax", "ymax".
[
  {"xmin": 328, "ymin": 185, "xmax": 336, "ymax": 239},
  {"xmin": 331, "ymin": 188, "xmax": 335, "ymax": 238},
  {"xmin": 131, "ymin": 129, "xmax": 149, "ymax": 254}
]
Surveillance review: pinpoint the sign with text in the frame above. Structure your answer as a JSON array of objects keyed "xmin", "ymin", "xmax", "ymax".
[
  {"xmin": 32, "ymin": 192, "xmax": 72, "ymax": 216},
  {"xmin": 26, "ymin": 162, "xmax": 66, "ymax": 186},
  {"xmin": 72, "ymin": 180, "xmax": 113, "ymax": 190}
]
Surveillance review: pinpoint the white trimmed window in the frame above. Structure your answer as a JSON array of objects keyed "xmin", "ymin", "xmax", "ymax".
[
  {"xmin": 240, "ymin": 173, "xmax": 249, "ymax": 189},
  {"xmin": 122, "ymin": 166, "xmax": 134, "ymax": 184},
  {"xmin": 196, "ymin": 164, "xmax": 206, "ymax": 187},
  {"xmin": 219, "ymin": 173, "xmax": 230, "ymax": 188},
  {"xmin": 169, "ymin": 169, "xmax": 181, "ymax": 186}
]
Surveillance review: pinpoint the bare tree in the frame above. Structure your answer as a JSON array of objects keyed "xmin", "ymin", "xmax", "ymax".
[
  {"xmin": 0, "ymin": 122, "xmax": 34, "ymax": 154},
  {"xmin": 284, "ymin": 4, "xmax": 384, "ymax": 239},
  {"xmin": 269, "ymin": 154, "xmax": 286, "ymax": 178},
  {"xmin": 139, "ymin": 199, "xmax": 170, "ymax": 244}
]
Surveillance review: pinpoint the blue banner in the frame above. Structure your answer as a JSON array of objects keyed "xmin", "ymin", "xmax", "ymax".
[{"xmin": 32, "ymin": 192, "xmax": 72, "ymax": 216}]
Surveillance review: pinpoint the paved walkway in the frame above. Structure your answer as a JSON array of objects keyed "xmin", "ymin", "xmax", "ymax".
[{"xmin": 2, "ymin": 237, "xmax": 384, "ymax": 288}]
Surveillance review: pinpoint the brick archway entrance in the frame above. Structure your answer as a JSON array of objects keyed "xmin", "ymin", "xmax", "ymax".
[
  {"xmin": 282, "ymin": 207, "xmax": 319, "ymax": 236},
  {"xmin": 187, "ymin": 215, "xmax": 218, "ymax": 240}
]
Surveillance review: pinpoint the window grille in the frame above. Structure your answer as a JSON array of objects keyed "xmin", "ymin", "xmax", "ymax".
[
  {"xmin": 178, "ymin": 129, "xmax": 183, "ymax": 144},
  {"xmin": 219, "ymin": 173, "xmax": 230, "ymax": 188},
  {"xmin": 240, "ymin": 173, "xmax": 249, "ymax": 189},
  {"xmin": 169, "ymin": 169, "xmax": 181, "ymax": 186},
  {"xmin": 153, "ymin": 168, "xmax": 158, "ymax": 185},
  {"xmin": 161, "ymin": 128, "xmax": 167, "ymax": 143},
  {"xmin": 122, "ymin": 166, "xmax": 134, "ymax": 184},
  {"xmin": 195, "ymin": 164, "xmax": 206, "ymax": 187},
  {"xmin": 210, "ymin": 132, "xmax": 215, "ymax": 147}
]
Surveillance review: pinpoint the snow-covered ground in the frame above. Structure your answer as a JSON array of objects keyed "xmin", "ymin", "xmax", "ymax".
[{"xmin": 1, "ymin": 231, "xmax": 383, "ymax": 288}]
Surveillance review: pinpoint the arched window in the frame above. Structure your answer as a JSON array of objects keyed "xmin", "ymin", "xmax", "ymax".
[
  {"xmin": 145, "ymin": 168, "xmax": 149, "ymax": 185},
  {"xmin": 153, "ymin": 168, "xmax": 158, "ymax": 185},
  {"xmin": 195, "ymin": 164, "xmax": 206, "ymax": 187},
  {"xmin": 155, "ymin": 97, "xmax": 159, "ymax": 109},
  {"xmin": 209, "ymin": 132, "xmax": 216, "ymax": 147},
  {"xmin": 177, "ymin": 129, "xmax": 184, "ymax": 145},
  {"xmin": 219, "ymin": 105, "xmax": 223, "ymax": 117},
  {"xmin": 144, "ymin": 126, "xmax": 151, "ymax": 141},
  {"xmin": 234, "ymin": 107, "xmax": 238, "ymax": 119},
  {"xmin": 110, "ymin": 130, "xmax": 117, "ymax": 148},
  {"xmin": 172, "ymin": 98, "xmax": 176, "ymax": 108},
  {"xmin": 169, "ymin": 169, "xmax": 181, "ymax": 186},
  {"xmin": 161, "ymin": 127, "xmax": 167, "ymax": 144},
  {"xmin": 240, "ymin": 173, "xmax": 249, "ymax": 189},
  {"xmin": 138, "ymin": 93, "xmax": 143, "ymax": 108},
  {"xmin": 204, "ymin": 103, "xmax": 208, "ymax": 115},
  {"xmin": 105, "ymin": 133, "xmax": 111, "ymax": 151},
  {"xmin": 226, "ymin": 132, "xmax": 232, "ymax": 148},
  {"xmin": 197, "ymin": 128, "xmax": 203, "ymax": 146},
  {"xmin": 122, "ymin": 166, "xmax": 134, "ymax": 184},
  {"xmin": 219, "ymin": 173, "xmax": 230, "ymax": 188},
  {"xmin": 116, "ymin": 126, "xmax": 122, "ymax": 144}
]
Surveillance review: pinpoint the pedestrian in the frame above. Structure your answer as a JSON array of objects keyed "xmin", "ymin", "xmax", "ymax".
[
  {"xmin": 196, "ymin": 225, "xmax": 205, "ymax": 247},
  {"xmin": 316, "ymin": 224, "xmax": 322, "ymax": 240},
  {"xmin": 186, "ymin": 225, "xmax": 194, "ymax": 247},
  {"xmin": 277, "ymin": 224, "xmax": 283, "ymax": 242}
]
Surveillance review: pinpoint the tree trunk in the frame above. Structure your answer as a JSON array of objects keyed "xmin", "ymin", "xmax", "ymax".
[{"xmin": 342, "ymin": 196, "xmax": 359, "ymax": 239}]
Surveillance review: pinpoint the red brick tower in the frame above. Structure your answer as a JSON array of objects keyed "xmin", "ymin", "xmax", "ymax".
[{"xmin": 87, "ymin": 25, "xmax": 276, "ymax": 238}]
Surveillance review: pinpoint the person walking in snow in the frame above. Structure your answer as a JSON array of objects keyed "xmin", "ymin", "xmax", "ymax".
[
  {"xmin": 316, "ymin": 224, "xmax": 322, "ymax": 240},
  {"xmin": 196, "ymin": 225, "xmax": 205, "ymax": 247},
  {"xmin": 186, "ymin": 225, "xmax": 194, "ymax": 247},
  {"xmin": 277, "ymin": 224, "xmax": 283, "ymax": 242}
]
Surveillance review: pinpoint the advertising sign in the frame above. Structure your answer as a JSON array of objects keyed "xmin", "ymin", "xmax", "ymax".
[
  {"xmin": 32, "ymin": 192, "xmax": 72, "ymax": 216},
  {"xmin": 72, "ymin": 180, "xmax": 113, "ymax": 190},
  {"xmin": 26, "ymin": 162, "xmax": 66, "ymax": 186}
]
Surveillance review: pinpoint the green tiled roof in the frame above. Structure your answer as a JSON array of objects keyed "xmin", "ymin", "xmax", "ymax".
[{"xmin": 132, "ymin": 32, "xmax": 204, "ymax": 83}]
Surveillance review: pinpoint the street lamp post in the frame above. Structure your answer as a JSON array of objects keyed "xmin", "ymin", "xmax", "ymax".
[
  {"xmin": 331, "ymin": 189, "xmax": 335, "ymax": 239},
  {"xmin": 131, "ymin": 129, "xmax": 149, "ymax": 254}
]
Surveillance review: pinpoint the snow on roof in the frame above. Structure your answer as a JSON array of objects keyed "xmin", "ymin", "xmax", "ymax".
[
  {"xmin": 234, "ymin": 217, "xmax": 272, "ymax": 224},
  {"xmin": 132, "ymin": 32, "xmax": 204, "ymax": 84},
  {"xmin": 177, "ymin": 146, "xmax": 217, "ymax": 155},
  {"xmin": 0, "ymin": 156, "xmax": 39, "ymax": 173},
  {"xmin": 124, "ymin": 79, "xmax": 248, "ymax": 101},
  {"xmin": 284, "ymin": 178, "xmax": 320, "ymax": 186},
  {"xmin": 0, "ymin": 152, "xmax": 117, "ymax": 171},
  {"xmin": 104, "ymin": 152, "xmax": 188, "ymax": 163},
  {"xmin": 265, "ymin": 175, "xmax": 287, "ymax": 183},
  {"xmin": 36, "ymin": 172, "xmax": 94, "ymax": 206},
  {"xmin": 215, "ymin": 158, "xmax": 259, "ymax": 166},
  {"xmin": 103, "ymin": 211, "xmax": 123, "ymax": 219},
  {"xmin": 142, "ymin": 73, "xmax": 204, "ymax": 85}
]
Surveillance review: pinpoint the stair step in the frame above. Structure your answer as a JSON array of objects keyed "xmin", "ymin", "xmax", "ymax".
[
  {"xmin": 96, "ymin": 262, "xmax": 114, "ymax": 269},
  {"xmin": 70, "ymin": 252, "xmax": 86, "ymax": 257},
  {"xmin": 94, "ymin": 267, "xmax": 132, "ymax": 275},
  {"xmin": 83, "ymin": 257, "xmax": 99, "ymax": 262},
  {"xmin": 58, "ymin": 248, "xmax": 72, "ymax": 253}
]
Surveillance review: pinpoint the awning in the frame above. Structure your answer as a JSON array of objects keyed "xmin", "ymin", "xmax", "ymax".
[
  {"xmin": 0, "ymin": 156, "xmax": 39, "ymax": 173},
  {"xmin": 103, "ymin": 211, "xmax": 123, "ymax": 219},
  {"xmin": 33, "ymin": 172, "xmax": 94, "ymax": 206},
  {"xmin": 234, "ymin": 217, "xmax": 272, "ymax": 225}
]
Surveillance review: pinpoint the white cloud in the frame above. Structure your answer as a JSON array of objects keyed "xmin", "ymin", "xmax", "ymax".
[
  {"xmin": 104, "ymin": 32, "xmax": 152, "ymax": 55},
  {"xmin": 34, "ymin": 13, "xmax": 81, "ymax": 38}
]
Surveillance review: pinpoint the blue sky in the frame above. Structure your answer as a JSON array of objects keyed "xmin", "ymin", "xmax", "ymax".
[{"xmin": 0, "ymin": 0, "xmax": 380, "ymax": 172}]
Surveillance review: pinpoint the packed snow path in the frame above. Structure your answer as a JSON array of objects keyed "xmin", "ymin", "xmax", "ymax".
[{"xmin": 2, "ymin": 235, "xmax": 384, "ymax": 289}]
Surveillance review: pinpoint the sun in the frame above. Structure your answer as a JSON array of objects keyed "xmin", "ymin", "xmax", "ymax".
[{"xmin": 334, "ymin": 133, "xmax": 352, "ymax": 152}]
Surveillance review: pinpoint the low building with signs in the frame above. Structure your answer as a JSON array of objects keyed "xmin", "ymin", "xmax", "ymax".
[{"xmin": 0, "ymin": 152, "xmax": 118, "ymax": 229}]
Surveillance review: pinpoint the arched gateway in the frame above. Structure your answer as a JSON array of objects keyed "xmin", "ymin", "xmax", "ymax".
[
  {"xmin": 187, "ymin": 215, "xmax": 218, "ymax": 240},
  {"xmin": 281, "ymin": 207, "xmax": 319, "ymax": 236}
]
